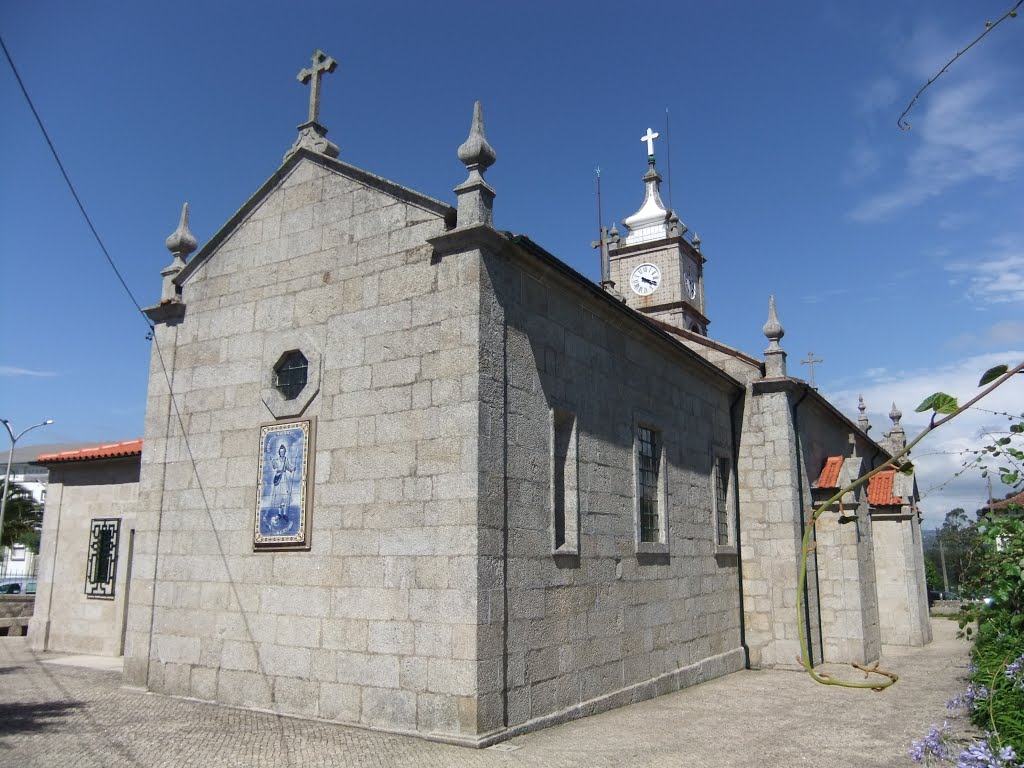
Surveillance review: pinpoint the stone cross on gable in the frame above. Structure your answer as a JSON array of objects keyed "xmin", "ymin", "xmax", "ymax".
[
  {"xmin": 298, "ymin": 50, "xmax": 338, "ymax": 124},
  {"xmin": 641, "ymin": 128, "xmax": 660, "ymax": 157},
  {"xmin": 800, "ymin": 351, "xmax": 823, "ymax": 389}
]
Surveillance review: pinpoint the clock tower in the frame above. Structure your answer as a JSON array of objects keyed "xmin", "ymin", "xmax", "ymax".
[{"xmin": 607, "ymin": 129, "xmax": 708, "ymax": 335}]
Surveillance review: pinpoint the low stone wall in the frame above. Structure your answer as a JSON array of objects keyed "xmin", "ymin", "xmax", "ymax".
[
  {"xmin": 930, "ymin": 600, "xmax": 963, "ymax": 616},
  {"xmin": 0, "ymin": 595, "xmax": 35, "ymax": 636}
]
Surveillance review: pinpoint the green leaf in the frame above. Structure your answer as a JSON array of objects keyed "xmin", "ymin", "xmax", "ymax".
[
  {"xmin": 978, "ymin": 364, "xmax": 1009, "ymax": 386},
  {"xmin": 898, "ymin": 461, "xmax": 915, "ymax": 476},
  {"xmin": 915, "ymin": 392, "xmax": 958, "ymax": 414}
]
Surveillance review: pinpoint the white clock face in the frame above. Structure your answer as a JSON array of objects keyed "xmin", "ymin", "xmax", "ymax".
[
  {"xmin": 684, "ymin": 271, "xmax": 698, "ymax": 300},
  {"xmin": 630, "ymin": 263, "xmax": 661, "ymax": 296}
]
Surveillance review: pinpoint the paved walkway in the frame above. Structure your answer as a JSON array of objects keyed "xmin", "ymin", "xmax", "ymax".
[{"xmin": 0, "ymin": 620, "xmax": 972, "ymax": 767}]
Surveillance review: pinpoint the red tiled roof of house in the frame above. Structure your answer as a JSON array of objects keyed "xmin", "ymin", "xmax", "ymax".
[
  {"xmin": 987, "ymin": 490, "xmax": 1024, "ymax": 511},
  {"xmin": 35, "ymin": 439, "xmax": 143, "ymax": 464},
  {"xmin": 815, "ymin": 456, "xmax": 844, "ymax": 489},
  {"xmin": 868, "ymin": 469, "xmax": 902, "ymax": 506}
]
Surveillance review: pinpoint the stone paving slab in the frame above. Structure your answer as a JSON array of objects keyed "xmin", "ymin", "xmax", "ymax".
[
  {"xmin": 40, "ymin": 654, "xmax": 125, "ymax": 672},
  {"xmin": 0, "ymin": 619, "xmax": 972, "ymax": 767}
]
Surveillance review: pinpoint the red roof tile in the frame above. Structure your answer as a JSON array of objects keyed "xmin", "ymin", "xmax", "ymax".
[
  {"xmin": 868, "ymin": 469, "xmax": 902, "ymax": 506},
  {"xmin": 986, "ymin": 490, "xmax": 1024, "ymax": 511},
  {"xmin": 815, "ymin": 456, "xmax": 844, "ymax": 489},
  {"xmin": 36, "ymin": 439, "xmax": 143, "ymax": 464}
]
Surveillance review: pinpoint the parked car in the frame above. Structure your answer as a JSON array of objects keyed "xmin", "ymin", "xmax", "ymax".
[{"xmin": 0, "ymin": 582, "xmax": 22, "ymax": 594}]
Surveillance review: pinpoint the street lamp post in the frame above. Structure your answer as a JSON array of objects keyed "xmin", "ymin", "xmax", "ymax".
[{"xmin": 0, "ymin": 418, "xmax": 53, "ymax": 554}]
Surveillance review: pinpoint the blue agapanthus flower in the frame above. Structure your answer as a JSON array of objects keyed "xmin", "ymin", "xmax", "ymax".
[
  {"xmin": 911, "ymin": 722, "xmax": 952, "ymax": 763},
  {"xmin": 1006, "ymin": 654, "xmax": 1024, "ymax": 691}
]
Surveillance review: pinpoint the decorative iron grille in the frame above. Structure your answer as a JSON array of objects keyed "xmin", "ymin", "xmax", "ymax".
[
  {"xmin": 274, "ymin": 350, "xmax": 308, "ymax": 400},
  {"xmin": 638, "ymin": 426, "xmax": 661, "ymax": 542},
  {"xmin": 85, "ymin": 518, "xmax": 120, "ymax": 599}
]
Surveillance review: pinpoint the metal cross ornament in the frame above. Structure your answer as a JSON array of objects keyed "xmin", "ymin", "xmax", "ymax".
[{"xmin": 298, "ymin": 50, "xmax": 338, "ymax": 124}]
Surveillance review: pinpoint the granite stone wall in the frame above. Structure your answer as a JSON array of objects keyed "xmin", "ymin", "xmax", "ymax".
[
  {"xmin": 795, "ymin": 398, "xmax": 881, "ymax": 665},
  {"xmin": 872, "ymin": 512, "xmax": 932, "ymax": 647},
  {"xmin": 736, "ymin": 382, "xmax": 816, "ymax": 668},
  {"xmin": 477, "ymin": 245, "xmax": 745, "ymax": 735},
  {"xmin": 123, "ymin": 158, "xmax": 488, "ymax": 741},
  {"xmin": 739, "ymin": 384, "xmax": 884, "ymax": 669},
  {"xmin": 29, "ymin": 458, "xmax": 139, "ymax": 656}
]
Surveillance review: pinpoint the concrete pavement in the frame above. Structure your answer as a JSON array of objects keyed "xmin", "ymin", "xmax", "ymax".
[{"xmin": 0, "ymin": 619, "xmax": 971, "ymax": 767}]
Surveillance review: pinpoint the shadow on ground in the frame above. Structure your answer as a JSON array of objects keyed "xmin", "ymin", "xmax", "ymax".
[{"xmin": 0, "ymin": 700, "xmax": 83, "ymax": 744}]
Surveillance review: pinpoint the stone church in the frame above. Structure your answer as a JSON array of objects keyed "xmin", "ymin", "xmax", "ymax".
[{"xmin": 36, "ymin": 52, "xmax": 930, "ymax": 745}]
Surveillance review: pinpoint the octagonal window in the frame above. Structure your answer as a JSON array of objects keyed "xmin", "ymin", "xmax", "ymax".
[{"xmin": 274, "ymin": 350, "xmax": 308, "ymax": 400}]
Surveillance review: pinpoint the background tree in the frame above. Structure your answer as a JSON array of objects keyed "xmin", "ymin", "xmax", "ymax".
[
  {"xmin": 1, "ymin": 482, "xmax": 42, "ymax": 553},
  {"xmin": 936, "ymin": 508, "xmax": 981, "ymax": 595}
]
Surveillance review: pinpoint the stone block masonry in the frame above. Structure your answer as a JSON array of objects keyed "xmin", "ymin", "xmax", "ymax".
[{"xmin": 125, "ymin": 156, "xmax": 489, "ymax": 741}]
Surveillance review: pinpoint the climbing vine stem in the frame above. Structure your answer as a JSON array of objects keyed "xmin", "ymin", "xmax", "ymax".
[{"xmin": 796, "ymin": 361, "xmax": 1024, "ymax": 689}]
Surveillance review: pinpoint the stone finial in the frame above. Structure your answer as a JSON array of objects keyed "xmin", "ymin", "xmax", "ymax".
[
  {"xmin": 165, "ymin": 202, "xmax": 198, "ymax": 260},
  {"xmin": 457, "ymin": 100, "xmax": 497, "ymax": 171},
  {"xmin": 763, "ymin": 294, "xmax": 784, "ymax": 343},
  {"xmin": 887, "ymin": 402, "xmax": 906, "ymax": 452},
  {"xmin": 857, "ymin": 395, "xmax": 871, "ymax": 433},
  {"xmin": 284, "ymin": 50, "xmax": 340, "ymax": 162},
  {"xmin": 889, "ymin": 402, "xmax": 902, "ymax": 426},
  {"xmin": 454, "ymin": 100, "xmax": 497, "ymax": 228},
  {"xmin": 161, "ymin": 203, "xmax": 195, "ymax": 303},
  {"xmin": 668, "ymin": 211, "xmax": 687, "ymax": 238},
  {"xmin": 609, "ymin": 222, "xmax": 620, "ymax": 242},
  {"xmin": 763, "ymin": 295, "xmax": 787, "ymax": 378}
]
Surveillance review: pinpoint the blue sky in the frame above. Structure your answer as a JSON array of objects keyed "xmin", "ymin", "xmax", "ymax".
[{"xmin": 1, "ymin": 1, "xmax": 1021, "ymax": 525}]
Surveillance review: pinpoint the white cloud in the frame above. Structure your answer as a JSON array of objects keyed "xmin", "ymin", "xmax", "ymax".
[
  {"xmin": 802, "ymin": 287, "xmax": 850, "ymax": 304},
  {"xmin": 946, "ymin": 319, "xmax": 1024, "ymax": 350},
  {"xmin": 946, "ymin": 236, "xmax": 1024, "ymax": 303},
  {"xmin": 937, "ymin": 210, "xmax": 974, "ymax": 231},
  {"xmin": 857, "ymin": 76, "xmax": 901, "ymax": 114},
  {"xmin": 850, "ymin": 79, "xmax": 1024, "ymax": 221},
  {"xmin": 841, "ymin": 140, "xmax": 881, "ymax": 185},
  {"xmin": 826, "ymin": 350, "xmax": 1024, "ymax": 528},
  {"xmin": 0, "ymin": 366, "xmax": 56, "ymax": 377}
]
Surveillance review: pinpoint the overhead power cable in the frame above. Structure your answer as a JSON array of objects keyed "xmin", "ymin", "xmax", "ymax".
[{"xmin": 1, "ymin": 33, "xmax": 148, "ymax": 323}]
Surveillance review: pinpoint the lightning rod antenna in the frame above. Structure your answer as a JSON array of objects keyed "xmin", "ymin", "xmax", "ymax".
[{"xmin": 665, "ymin": 107, "xmax": 674, "ymax": 212}]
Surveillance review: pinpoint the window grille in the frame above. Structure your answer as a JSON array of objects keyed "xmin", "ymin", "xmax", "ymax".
[
  {"xmin": 274, "ymin": 351, "xmax": 308, "ymax": 400},
  {"xmin": 716, "ymin": 457, "xmax": 731, "ymax": 545},
  {"xmin": 638, "ymin": 426, "xmax": 661, "ymax": 542},
  {"xmin": 85, "ymin": 518, "xmax": 120, "ymax": 599}
]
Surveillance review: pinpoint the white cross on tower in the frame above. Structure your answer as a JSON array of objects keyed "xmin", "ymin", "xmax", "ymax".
[
  {"xmin": 298, "ymin": 50, "xmax": 338, "ymax": 124},
  {"xmin": 641, "ymin": 127, "xmax": 660, "ymax": 157}
]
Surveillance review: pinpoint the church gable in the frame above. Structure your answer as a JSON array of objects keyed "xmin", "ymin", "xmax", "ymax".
[{"xmin": 177, "ymin": 152, "xmax": 453, "ymax": 307}]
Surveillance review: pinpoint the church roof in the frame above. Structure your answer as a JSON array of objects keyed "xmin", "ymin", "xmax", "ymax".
[
  {"xmin": 35, "ymin": 439, "xmax": 143, "ymax": 464},
  {"xmin": 867, "ymin": 469, "xmax": 902, "ymax": 506},
  {"xmin": 500, "ymin": 232, "xmax": 744, "ymax": 393},
  {"xmin": 815, "ymin": 456, "xmax": 844, "ymax": 489}
]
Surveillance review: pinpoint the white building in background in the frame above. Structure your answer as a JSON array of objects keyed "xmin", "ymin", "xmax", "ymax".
[{"xmin": 2, "ymin": 442, "xmax": 89, "ymax": 590}]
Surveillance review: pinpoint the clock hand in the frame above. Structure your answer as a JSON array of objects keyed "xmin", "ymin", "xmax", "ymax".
[{"xmin": 641, "ymin": 277, "xmax": 656, "ymax": 285}]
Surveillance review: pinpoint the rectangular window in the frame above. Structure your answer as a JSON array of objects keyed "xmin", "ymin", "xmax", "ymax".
[
  {"xmin": 715, "ymin": 456, "xmax": 731, "ymax": 546},
  {"xmin": 85, "ymin": 518, "xmax": 120, "ymax": 599},
  {"xmin": 10, "ymin": 544, "xmax": 26, "ymax": 562},
  {"xmin": 551, "ymin": 408, "xmax": 579, "ymax": 554},
  {"xmin": 638, "ymin": 426, "xmax": 662, "ymax": 543}
]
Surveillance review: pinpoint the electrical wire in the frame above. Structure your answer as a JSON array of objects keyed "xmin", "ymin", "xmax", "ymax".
[{"xmin": 1, "ymin": 34, "xmax": 148, "ymax": 322}]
